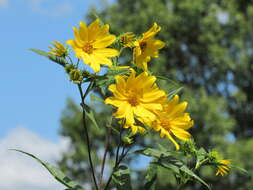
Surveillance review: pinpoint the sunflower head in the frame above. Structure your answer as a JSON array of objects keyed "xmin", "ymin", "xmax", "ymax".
[
  {"xmin": 133, "ymin": 23, "xmax": 165, "ymax": 71},
  {"xmin": 152, "ymin": 95, "xmax": 194, "ymax": 150},
  {"xmin": 48, "ymin": 41, "xmax": 68, "ymax": 57},
  {"xmin": 67, "ymin": 19, "xmax": 119, "ymax": 73},
  {"xmin": 210, "ymin": 151, "xmax": 231, "ymax": 176},
  {"xmin": 105, "ymin": 69, "xmax": 166, "ymax": 134}
]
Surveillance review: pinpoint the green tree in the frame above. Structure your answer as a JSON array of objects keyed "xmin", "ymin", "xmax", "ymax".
[{"xmin": 58, "ymin": 0, "xmax": 252, "ymax": 189}]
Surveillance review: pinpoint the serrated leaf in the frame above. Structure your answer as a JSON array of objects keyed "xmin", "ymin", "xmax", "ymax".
[
  {"xmin": 29, "ymin": 48, "xmax": 68, "ymax": 67},
  {"xmin": 112, "ymin": 165, "xmax": 133, "ymax": 190},
  {"xmin": 11, "ymin": 149, "xmax": 85, "ymax": 190},
  {"xmin": 180, "ymin": 165, "xmax": 211, "ymax": 190}
]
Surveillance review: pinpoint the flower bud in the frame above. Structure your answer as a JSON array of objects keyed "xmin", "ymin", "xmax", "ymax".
[{"xmin": 69, "ymin": 69, "xmax": 83, "ymax": 83}]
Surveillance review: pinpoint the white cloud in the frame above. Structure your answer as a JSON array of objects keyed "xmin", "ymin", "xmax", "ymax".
[
  {"xmin": 28, "ymin": 0, "xmax": 74, "ymax": 17},
  {"xmin": 0, "ymin": 127, "xmax": 70, "ymax": 190},
  {"xmin": 0, "ymin": 0, "xmax": 8, "ymax": 8}
]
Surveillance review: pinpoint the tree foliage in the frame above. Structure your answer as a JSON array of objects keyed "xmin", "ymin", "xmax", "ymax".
[{"xmin": 57, "ymin": 0, "xmax": 253, "ymax": 189}]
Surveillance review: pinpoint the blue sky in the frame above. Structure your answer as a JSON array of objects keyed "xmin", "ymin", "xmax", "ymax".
[{"xmin": 0, "ymin": 0, "xmax": 106, "ymax": 141}]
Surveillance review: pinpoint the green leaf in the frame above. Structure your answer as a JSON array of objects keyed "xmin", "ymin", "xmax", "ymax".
[
  {"xmin": 180, "ymin": 165, "xmax": 211, "ymax": 190},
  {"xmin": 96, "ymin": 66, "xmax": 129, "ymax": 86},
  {"xmin": 153, "ymin": 161, "xmax": 180, "ymax": 174},
  {"xmin": 156, "ymin": 76, "xmax": 183, "ymax": 99},
  {"xmin": 231, "ymin": 165, "xmax": 249, "ymax": 175},
  {"xmin": 107, "ymin": 125, "xmax": 120, "ymax": 134},
  {"xmin": 112, "ymin": 165, "xmax": 133, "ymax": 190},
  {"xmin": 90, "ymin": 93, "xmax": 104, "ymax": 103},
  {"xmin": 135, "ymin": 148, "xmax": 181, "ymax": 158},
  {"xmin": 195, "ymin": 148, "xmax": 207, "ymax": 169},
  {"xmin": 144, "ymin": 163, "xmax": 157, "ymax": 190},
  {"xmin": 167, "ymin": 87, "xmax": 184, "ymax": 99},
  {"xmin": 10, "ymin": 149, "xmax": 85, "ymax": 190},
  {"xmin": 29, "ymin": 48, "xmax": 68, "ymax": 67},
  {"xmin": 84, "ymin": 105, "xmax": 100, "ymax": 129}
]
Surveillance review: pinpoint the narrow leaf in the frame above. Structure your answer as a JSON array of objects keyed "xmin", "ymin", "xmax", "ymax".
[
  {"xmin": 29, "ymin": 48, "xmax": 68, "ymax": 67},
  {"xmin": 153, "ymin": 161, "xmax": 180, "ymax": 174},
  {"xmin": 180, "ymin": 165, "xmax": 211, "ymax": 190},
  {"xmin": 135, "ymin": 148, "xmax": 181, "ymax": 158},
  {"xmin": 231, "ymin": 165, "xmax": 249, "ymax": 175},
  {"xmin": 90, "ymin": 94, "xmax": 104, "ymax": 103},
  {"xmin": 84, "ymin": 106, "xmax": 100, "ymax": 129},
  {"xmin": 11, "ymin": 149, "xmax": 85, "ymax": 190}
]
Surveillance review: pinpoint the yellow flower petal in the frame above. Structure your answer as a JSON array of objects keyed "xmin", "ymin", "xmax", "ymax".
[
  {"xmin": 165, "ymin": 132, "xmax": 180, "ymax": 150},
  {"xmin": 79, "ymin": 21, "xmax": 88, "ymax": 42},
  {"xmin": 93, "ymin": 48, "xmax": 119, "ymax": 57},
  {"xmin": 93, "ymin": 35, "xmax": 116, "ymax": 48}
]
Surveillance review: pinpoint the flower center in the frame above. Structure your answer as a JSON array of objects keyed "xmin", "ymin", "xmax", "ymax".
[
  {"xmin": 128, "ymin": 94, "xmax": 139, "ymax": 106},
  {"xmin": 160, "ymin": 118, "xmax": 171, "ymax": 129},
  {"xmin": 83, "ymin": 43, "xmax": 93, "ymax": 54},
  {"xmin": 140, "ymin": 41, "xmax": 147, "ymax": 51}
]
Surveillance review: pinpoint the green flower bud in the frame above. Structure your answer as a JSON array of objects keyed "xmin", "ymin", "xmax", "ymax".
[
  {"xmin": 65, "ymin": 64, "xmax": 75, "ymax": 73},
  {"xmin": 69, "ymin": 69, "xmax": 83, "ymax": 83},
  {"xmin": 122, "ymin": 136, "xmax": 134, "ymax": 145}
]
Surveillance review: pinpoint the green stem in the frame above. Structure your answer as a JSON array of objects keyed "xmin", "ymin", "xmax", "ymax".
[
  {"xmin": 103, "ymin": 143, "xmax": 131, "ymax": 190},
  {"xmin": 115, "ymin": 126, "xmax": 123, "ymax": 164},
  {"xmin": 195, "ymin": 158, "xmax": 209, "ymax": 170},
  {"xmin": 99, "ymin": 127, "xmax": 111, "ymax": 187},
  {"xmin": 67, "ymin": 55, "xmax": 74, "ymax": 65},
  {"xmin": 77, "ymin": 83, "xmax": 99, "ymax": 190}
]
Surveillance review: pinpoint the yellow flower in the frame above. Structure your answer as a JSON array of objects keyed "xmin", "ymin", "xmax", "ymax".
[
  {"xmin": 105, "ymin": 69, "xmax": 166, "ymax": 134},
  {"xmin": 133, "ymin": 23, "xmax": 165, "ymax": 70},
  {"xmin": 216, "ymin": 159, "xmax": 231, "ymax": 176},
  {"xmin": 67, "ymin": 19, "xmax": 119, "ymax": 73},
  {"xmin": 120, "ymin": 33, "xmax": 136, "ymax": 47},
  {"xmin": 151, "ymin": 95, "xmax": 194, "ymax": 150},
  {"xmin": 48, "ymin": 41, "xmax": 68, "ymax": 57}
]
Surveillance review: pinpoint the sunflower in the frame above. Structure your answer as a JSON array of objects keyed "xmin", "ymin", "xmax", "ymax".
[
  {"xmin": 105, "ymin": 69, "xmax": 166, "ymax": 133},
  {"xmin": 133, "ymin": 23, "xmax": 165, "ymax": 70},
  {"xmin": 151, "ymin": 95, "xmax": 194, "ymax": 150},
  {"xmin": 48, "ymin": 41, "xmax": 68, "ymax": 57},
  {"xmin": 216, "ymin": 159, "xmax": 231, "ymax": 176},
  {"xmin": 67, "ymin": 19, "xmax": 119, "ymax": 72}
]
